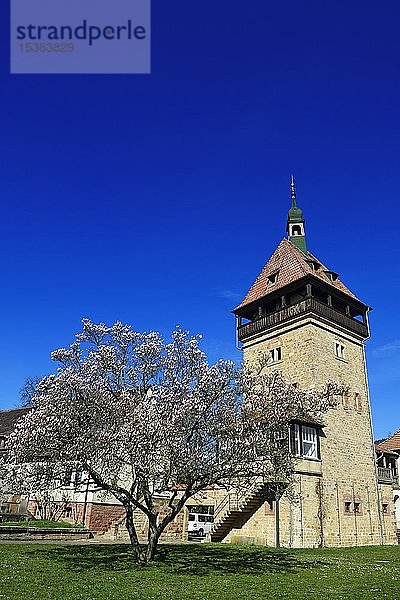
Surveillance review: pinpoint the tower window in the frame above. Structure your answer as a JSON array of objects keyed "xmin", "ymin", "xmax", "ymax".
[
  {"xmin": 354, "ymin": 393, "xmax": 362, "ymax": 412},
  {"xmin": 343, "ymin": 501, "xmax": 363, "ymax": 515},
  {"xmin": 0, "ymin": 436, "xmax": 6, "ymax": 451},
  {"xmin": 290, "ymin": 423, "xmax": 320, "ymax": 460},
  {"xmin": 335, "ymin": 343, "xmax": 346, "ymax": 360},
  {"xmin": 291, "ymin": 225, "xmax": 302, "ymax": 236},
  {"xmin": 268, "ymin": 347, "xmax": 282, "ymax": 363}
]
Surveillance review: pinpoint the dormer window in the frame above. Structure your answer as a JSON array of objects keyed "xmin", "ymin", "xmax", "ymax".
[
  {"xmin": 324, "ymin": 270, "xmax": 338, "ymax": 281},
  {"xmin": 306, "ymin": 260, "xmax": 321, "ymax": 271},
  {"xmin": 267, "ymin": 271, "xmax": 279, "ymax": 286}
]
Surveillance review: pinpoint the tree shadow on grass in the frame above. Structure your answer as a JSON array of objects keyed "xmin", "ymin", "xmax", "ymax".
[{"xmin": 34, "ymin": 543, "xmax": 328, "ymax": 577}]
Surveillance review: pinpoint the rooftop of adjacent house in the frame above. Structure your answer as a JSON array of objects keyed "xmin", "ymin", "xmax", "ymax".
[
  {"xmin": 0, "ymin": 407, "xmax": 30, "ymax": 435},
  {"xmin": 375, "ymin": 429, "xmax": 400, "ymax": 453},
  {"xmin": 235, "ymin": 237, "xmax": 361, "ymax": 311}
]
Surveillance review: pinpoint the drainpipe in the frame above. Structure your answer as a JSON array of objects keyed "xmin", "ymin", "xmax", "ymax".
[{"xmin": 235, "ymin": 315, "xmax": 242, "ymax": 351}]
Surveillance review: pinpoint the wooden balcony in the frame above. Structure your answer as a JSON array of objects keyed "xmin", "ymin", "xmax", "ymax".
[
  {"xmin": 377, "ymin": 466, "xmax": 398, "ymax": 485},
  {"xmin": 237, "ymin": 297, "xmax": 368, "ymax": 341}
]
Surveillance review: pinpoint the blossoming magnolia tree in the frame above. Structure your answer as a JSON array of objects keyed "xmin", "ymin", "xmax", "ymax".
[{"xmin": 4, "ymin": 319, "xmax": 340, "ymax": 563}]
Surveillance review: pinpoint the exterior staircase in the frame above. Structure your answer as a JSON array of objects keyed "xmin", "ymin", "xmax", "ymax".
[{"xmin": 206, "ymin": 478, "xmax": 272, "ymax": 542}]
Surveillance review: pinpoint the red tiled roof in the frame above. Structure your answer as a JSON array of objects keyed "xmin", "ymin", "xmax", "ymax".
[
  {"xmin": 375, "ymin": 430, "xmax": 400, "ymax": 453},
  {"xmin": 0, "ymin": 407, "xmax": 30, "ymax": 435},
  {"xmin": 235, "ymin": 238, "xmax": 361, "ymax": 311}
]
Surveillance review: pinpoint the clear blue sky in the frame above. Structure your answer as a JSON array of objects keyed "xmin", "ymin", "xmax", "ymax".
[{"xmin": 0, "ymin": 1, "xmax": 399, "ymax": 439}]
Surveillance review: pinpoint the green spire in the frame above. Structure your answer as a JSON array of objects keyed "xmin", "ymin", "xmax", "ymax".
[{"xmin": 286, "ymin": 175, "xmax": 307, "ymax": 253}]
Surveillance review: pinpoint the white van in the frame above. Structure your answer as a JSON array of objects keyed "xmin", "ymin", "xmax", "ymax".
[{"xmin": 187, "ymin": 512, "xmax": 214, "ymax": 537}]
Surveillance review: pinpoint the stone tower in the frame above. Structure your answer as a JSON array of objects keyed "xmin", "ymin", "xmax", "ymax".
[{"xmin": 218, "ymin": 178, "xmax": 396, "ymax": 547}]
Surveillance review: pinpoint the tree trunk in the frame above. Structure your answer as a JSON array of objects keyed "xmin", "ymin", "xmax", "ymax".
[
  {"xmin": 125, "ymin": 504, "xmax": 146, "ymax": 564},
  {"xmin": 126, "ymin": 492, "xmax": 192, "ymax": 564},
  {"xmin": 141, "ymin": 513, "xmax": 162, "ymax": 563},
  {"xmin": 145, "ymin": 527, "xmax": 161, "ymax": 563}
]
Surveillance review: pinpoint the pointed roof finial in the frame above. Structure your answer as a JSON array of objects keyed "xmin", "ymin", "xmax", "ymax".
[
  {"xmin": 287, "ymin": 176, "xmax": 306, "ymax": 253},
  {"xmin": 290, "ymin": 174, "xmax": 297, "ymax": 207}
]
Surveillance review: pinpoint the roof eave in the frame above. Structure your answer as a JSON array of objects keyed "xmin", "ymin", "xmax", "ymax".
[{"xmin": 233, "ymin": 273, "xmax": 369, "ymax": 316}]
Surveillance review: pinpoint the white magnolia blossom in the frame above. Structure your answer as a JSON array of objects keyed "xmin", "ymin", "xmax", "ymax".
[{"xmin": 1, "ymin": 319, "xmax": 344, "ymax": 563}]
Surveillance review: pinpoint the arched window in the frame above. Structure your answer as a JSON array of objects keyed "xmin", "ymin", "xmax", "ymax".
[{"xmin": 291, "ymin": 225, "xmax": 302, "ymax": 236}]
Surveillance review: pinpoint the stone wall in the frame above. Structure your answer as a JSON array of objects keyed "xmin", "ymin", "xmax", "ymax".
[
  {"xmin": 27, "ymin": 499, "xmax": 125, "ymax": 533},
  {"xmin": 85, "ymin": 503, "xmax": 125, "ymax": 533}
]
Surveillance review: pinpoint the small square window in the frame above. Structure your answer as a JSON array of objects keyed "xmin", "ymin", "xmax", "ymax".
[{"xmin": 382, "ymin": 503, "xmax": 389, "ymax": 515}]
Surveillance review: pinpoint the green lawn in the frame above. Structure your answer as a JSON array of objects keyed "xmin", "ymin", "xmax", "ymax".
[
  {"xmin": 0, "ymin": 519, "xmax": 82, "ymax": 529},
  {"xmin": 0, "ymin": 542, "xmax": 399, "ymax": 600}
]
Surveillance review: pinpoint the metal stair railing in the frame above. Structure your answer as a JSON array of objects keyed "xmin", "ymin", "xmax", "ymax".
[{"xmin": 211, "ymin": 477, "xmax": 266, "ymax": 531}]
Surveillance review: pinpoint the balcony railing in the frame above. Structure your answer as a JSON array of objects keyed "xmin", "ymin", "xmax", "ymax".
[
  {"xmin": 238, "ymin": 297, "xmax": 368, "ymax": 341},
  {"xmin": 377, "ymin": 466, "xmax": 398, "ymax": 484}
]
